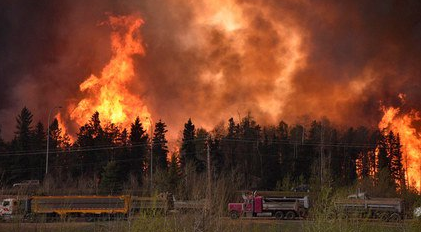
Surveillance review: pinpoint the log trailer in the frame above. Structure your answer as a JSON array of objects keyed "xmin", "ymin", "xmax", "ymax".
[{"xmin": 228, "ymin": 191, "xmax": 309, "ymax": 220}]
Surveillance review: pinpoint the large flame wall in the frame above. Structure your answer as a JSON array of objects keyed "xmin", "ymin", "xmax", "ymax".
[{"xmin": 0, "ymin": 1, "xmax": 421, "ymax": 164}]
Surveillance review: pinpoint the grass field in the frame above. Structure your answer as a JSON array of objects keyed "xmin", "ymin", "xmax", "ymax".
[{"xmin": 1, "ymin": 215, "xmax": 420, "ymax": 232}]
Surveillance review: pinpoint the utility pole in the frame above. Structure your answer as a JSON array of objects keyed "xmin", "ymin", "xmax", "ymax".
[
  {"xmin": 46, "ymin": 106, "xmax": 62, "ymax": 175},
  {"xmin": 147, "ymin": 117, "xmax": 154, "ymax": 193},
  {"xmin": 320, "ymin": 122, "xmax": 324, "ymax": 185},
  {"xmin": 206, "ymin": 136, "xmax": 211, "ymax": 211}
]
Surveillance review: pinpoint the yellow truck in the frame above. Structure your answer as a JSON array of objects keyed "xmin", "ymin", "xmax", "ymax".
[{"xmin": 0, "ymin": 195, "xmax": 168, "ymax": 221}]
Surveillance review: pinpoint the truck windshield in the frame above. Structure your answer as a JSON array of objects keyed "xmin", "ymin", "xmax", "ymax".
[{"xmin": 2, "ymin": 201, "xmax": 10, "ymax": 207}]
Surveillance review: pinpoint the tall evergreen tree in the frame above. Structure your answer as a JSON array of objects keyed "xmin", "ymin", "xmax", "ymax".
[
  {"xmin": 167, "ymin": 153, "xmax": 181, "ymax": 193},
  {"xmin": 341, "ymin": 127, "xmax": 359, "ymax": 185},
  {"xmin": 10, "ymin": 107, "xmax": 34, "ymax": 182},
  {"xmin": 14, "ymin": 107, "xmax": 33, "ymax": 151},
  {"xmin": 377, "ymin": 130, "xmax": 390, "ymax": 172},
  {"xmin": 31, "ymin": 122, "xmax": 46, "ymax": 180},
  {"xmin": 277, "ymin": 121, "xmax": 292, "ymax": 181},
  {"xmin": 99, "ymin": 161, "xmax": 122, "ymax": 195},
  {"xmin": 238, "ymin": 114, "xmax": 261, "ymax": 188},
  {"xmin": 75, "ymin": 112, "xmax": 106, "ymax": 177},
  {"xmin": 152, "ymin": 120, "xmax": 169, "ymax": 171},
  {"xmin": 129, "ymin": 117, "xmax": 148, "ymax": 185},
  {"xmin": 390, "ymin": 133, "xmax": 406, "ymax": 191},
  {"xmin": 180, "ymin": 118, "xmax": 197, "ymax": 171},
  {"xmin": 210, "ymin": 138, "xmax": 224, "ymax": 177},
  {"xmin": 290, "ymin": 124, "xmax": 307, "ymax": 182},
  {"xmin": 222, "ymin": 118, "xmax": 239, "ymax": 172},
  {"xmin": 48, "ymin": 119, "xmax": 62, "ymax": 149},
  {"xmin": 375, "ymin": 130, "xmax": 396, "ymax": 194},
  {"xmin": 33, "ymin": 122, "xmax": 46, "ymax": 150},
  {"xmin": 260, "ymin": 127, "xmax": 281, "ymax": 190}
]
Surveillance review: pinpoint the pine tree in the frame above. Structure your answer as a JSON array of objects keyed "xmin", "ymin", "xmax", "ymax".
[
  {"xmin": 390, "ymin": 133, "xmax": 406, "ymax": 191},
  {"xmin": 75, "ymin": 112, "xmax": 105, "ymax": 177},
  {"xmin": 167, "ymin": 153, "xmax": 181, "ymax": 193},
  {"xmin": 376, "ymin": 130, "xmax": 395, "ymax": 194},
  {"xmin": 238, "ymin": 114, "xmax": 261, "ymax": 189},
  {"xmin": 103, "ymin": 123, "xmax": 120, "ymax": 146},
  {"xmin": 180, "ymin": 118, "xmax": 196, "ymax": 170},
  {"xmin": 10, "ymin": 107, "xmax": 34, "ymax": 182},
  {"xmin": 15, "ymin": 107, "xmax": 33, "ymax": 151},
  {"xmin": 222, "ymin": 118, "xmax": 239, "ymax": 172},
  {"xmin": 260, "ymin": 128, "xmax": 282, "ymax": 190},
  {"xmin": 290, "ymin": 124, "xmax": 306, "ymax": 182},
  {"xmin": 48, "ymin": 119, "xmax": 62, "ymax": 149},
  {"xmin": 99, "ymin": 161, "xmax": 122, "ymax": 195},
  {"xmin": 152, "ymin": 120, "xmax": 169, "ymax": 171},
  {"xmin": 277, "ymin": 121, "xmax": 292, "ymax": 182},
  {"xmin": 210, "ymin": 138, "xmax": 224, "ymax": 177},
  {"xmin": 129, "ymin": 117, "xmax": 148, "ymax": 185},
  {"xmin": 377, "ymin": 130, "xmax": 390, "ymax": 171},
  {"xmin": 31, "ymin": 122, "xmax": 46, "ymax": 180},
  {"xmin": 48, "ymin": 119, "xmax": 64, "ymax": 177}
]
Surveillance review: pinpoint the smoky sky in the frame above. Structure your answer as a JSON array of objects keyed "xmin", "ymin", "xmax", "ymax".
[{"xmin": 1, "ymin": 0, "xmax": 421, "ymax": 140}]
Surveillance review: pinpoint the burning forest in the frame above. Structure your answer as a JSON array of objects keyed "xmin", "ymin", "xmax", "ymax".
[{"xmin": 0, "ymin": 0, "xmax": 421, "ymax": 206}]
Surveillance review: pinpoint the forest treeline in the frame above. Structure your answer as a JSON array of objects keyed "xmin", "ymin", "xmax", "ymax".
[{"xmin": 0, "ymin": 107, "xmax": 412, "ymax": 197}]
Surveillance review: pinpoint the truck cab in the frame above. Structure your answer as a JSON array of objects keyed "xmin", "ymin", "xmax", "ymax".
[
  {"xmin": 228, "ymin": 194, "xmax": 256, "ymax": 219},
  {"xmin": 0, "ymin": 198, "xmax": 18, "ymax": 220}
]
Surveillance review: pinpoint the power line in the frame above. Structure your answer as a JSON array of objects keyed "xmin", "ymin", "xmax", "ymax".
[{"xmin": 0, "ymin": 138, "xmax": 378, "ymax": 158}]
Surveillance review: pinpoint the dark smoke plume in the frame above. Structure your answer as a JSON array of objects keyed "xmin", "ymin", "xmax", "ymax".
[{"xmin": 1, "ymin": 0, "xmax": 421, "ymax": 140}]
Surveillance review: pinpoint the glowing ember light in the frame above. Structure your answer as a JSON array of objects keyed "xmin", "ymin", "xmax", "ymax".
[
  {"xmin": 378, "ymin": 101, "xmax": 421, "ymax": 191},
  {"xmin": 69, "ymin": 15, "xmax": 151, "ymax": 132}
]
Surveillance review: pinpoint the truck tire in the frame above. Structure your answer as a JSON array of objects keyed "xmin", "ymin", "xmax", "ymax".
[
  {"xmin": 298, "ymin": 208, "xmax": 307, "ymax": 218},
  {"xmin": 388, "ymin": 213, "xmax": 401, "ymax": 222},
  {"xmin": 230, "ymin": 211, "xmax": 239, "ymax": 219},
  {"xmin": 285, "ymin": 211, "xmax": 295, "ymax": 220},
  {"xmin": 379, "ymin": 212, "xmax": 389, "ymax": 222},
  {"xmin": 275, "ymin": 211, "xmax": 284, "ymax": 220}
]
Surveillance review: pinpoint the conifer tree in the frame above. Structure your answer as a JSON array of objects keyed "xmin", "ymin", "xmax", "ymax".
[
  {"xmin": 99, "ymin": 161, "xmax": 122, "ymax": 195},
  {"xmin": 31, "ymin": 122, "xmax": 46, "ymax": 180},
  {"xmin": 222, "ymin": 118, "xmax": 239, "ymax": 172},
  {"xmin": 75, "ymin": 112, "xmax": 105, "ymax": 177},
  {"xmin": 10, "ymin": 107, "xmax": 34, "ymax": 182},
  {"xmin": 14, "ymin": 107, "xmax": 33, "ymax": 151},
  {"xmin": 167, "ymin": 153, "xmax": 181, "ymax": 193},
  {"xmin": 390, "ymin": 133, "xmax": 406, "ymax": 191},
  {"xmin": 180, "ymin": 118, "xmax": 197, "ymax": 170},
  {"xmin": 129, "ymin": 117, "xmax": 148, "ymax": 185},
  {"xmin": 152, "ymin": 120, "xmax": 169, "ymax": 171}
]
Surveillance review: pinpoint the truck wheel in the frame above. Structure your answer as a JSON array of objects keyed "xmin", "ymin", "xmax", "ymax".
[
  {"xmin": 379, "ymin": 212, "xmax": 389, "ymax": 222},
  {"xmin": 275, "ymin": 211, "xmax": 284, "ymax": 220},
  {"xmin": 230, "ymin": 211, "xmax": 239, "ymax": 219},
  {"xmin": 298, "ymin": 208, "xmax": 307, "ymax": 218},
  {"xmin": 285, "ymin": 211, "xmax": 295, "ymax": 220},
  {"xmin": 388, "ymin": 213, "xmax": 401, "ymax": 222}
]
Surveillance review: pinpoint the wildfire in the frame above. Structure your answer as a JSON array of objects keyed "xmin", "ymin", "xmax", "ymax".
[
  {"xmin": 69, "ymin": 15, "xmax": 151, "ymax": 132},
  {"xmin": 379, "ymin": 102, "xmax": 421, "ymax": 191}
]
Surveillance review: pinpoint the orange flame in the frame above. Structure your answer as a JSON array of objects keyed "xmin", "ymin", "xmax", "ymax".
[
  {"xmin": 379, "ymin": 103, "xmax": 421, "ymax": 191},
  {"xmin": 69, "ymin": 14, "xmax": 151, "ymax": 132}
]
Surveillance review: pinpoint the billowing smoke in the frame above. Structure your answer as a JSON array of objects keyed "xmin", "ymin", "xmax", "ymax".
[{"xmin": 1, "ymin": 0, "xmax": 421, "ymax": 140}]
